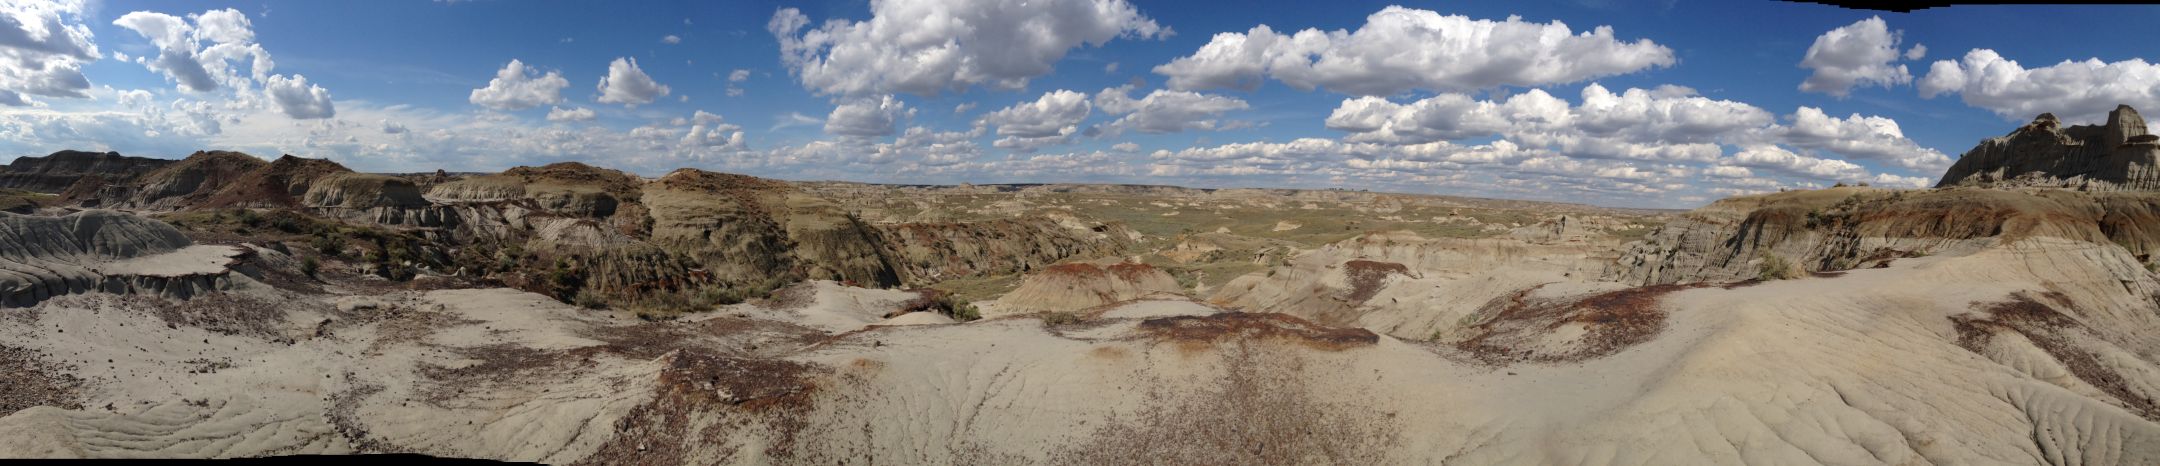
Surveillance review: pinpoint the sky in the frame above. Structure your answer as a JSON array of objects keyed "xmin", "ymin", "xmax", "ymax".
[{"xmin": 1, "ymin": 0, "xmax": 2157, "ymax": 208}]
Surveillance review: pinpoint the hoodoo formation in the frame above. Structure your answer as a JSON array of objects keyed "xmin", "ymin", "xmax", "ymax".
[{"xmin": 1938, "ymin": 105, "xmax": 2160, "ymax": 189}]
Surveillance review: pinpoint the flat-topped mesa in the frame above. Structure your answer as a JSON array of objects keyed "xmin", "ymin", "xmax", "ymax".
[{"xmin": 1939, "ymin": 105, "xmax": 2160, "ymax": 189}]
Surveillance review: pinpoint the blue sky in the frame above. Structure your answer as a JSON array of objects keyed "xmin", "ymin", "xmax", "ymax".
[{"xmin": 2, "ymin": 0, "xmax": 2158, "ymax": 208}]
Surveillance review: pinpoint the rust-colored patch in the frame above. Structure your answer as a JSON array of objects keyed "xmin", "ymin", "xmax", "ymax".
[
  {"xmin": 1052, "ymin": 341, "xmax": 1398, "ymax": 464},
  {"xmin": 1088, "ymin": 345, "xmax": 1129, "ymax": 360},
  {"xmin": 1453, "ymin": 284, "xmax": 1690, "ymax": 365},
  {"xmin": 1136, "ymin": 312, "xmax": 1378, "ymax": 351},
  {"xmin": 1950, "ymin": 291, "xmax": 2160, "ymax": 421},
  {"xmin": 845, "ymin": 358, "xmax": 886, "ymax": 375},
  {"xmin": 1342, "ymin": 260, "xmax": 1410, "ymax": 303},
  {"xmin": 576, "ymin": 350, "xmax": 826, "ymax": 465}
]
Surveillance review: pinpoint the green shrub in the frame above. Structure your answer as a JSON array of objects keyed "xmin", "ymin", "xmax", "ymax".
[
  {"xmin": 1757, "ymin": 254, "xmax": 1800, "ymax": 281},
  {"xmin": 1040, "ymin": 311, "xmax": 1081, "ymax": 326},
  {"xmin": 572, "ymin": 290, "xmax": 608, "ymax": 309},
  {"xmin": 311, "ymin": 233, "xmax": 344, "ymax": 257},
  {"xmin": 300, "ymin": 257, "xmax": 320, "ymax": 278}
]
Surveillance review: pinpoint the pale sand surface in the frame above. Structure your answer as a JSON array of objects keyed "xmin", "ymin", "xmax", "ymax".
[{"xmin": 2, "ymin": 235, "xmax": 2156, "ymax": 463}]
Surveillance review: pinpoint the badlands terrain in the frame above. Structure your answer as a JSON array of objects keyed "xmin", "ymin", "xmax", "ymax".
[{"xmin": 2, "ymin": 108, "xmax": 2160, "ymax": 464}]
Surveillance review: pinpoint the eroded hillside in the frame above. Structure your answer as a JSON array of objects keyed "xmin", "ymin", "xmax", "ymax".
[{"xmin": 0, "ymin": 148, "xmax": 2157, "ymax": 464}]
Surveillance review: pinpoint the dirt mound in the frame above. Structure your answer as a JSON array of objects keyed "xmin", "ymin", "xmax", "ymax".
[
  {"xmin": 302, "ymin": 173, "xmax": 428, "ymax": 209},
  {"xmin": 503, "ymin": 162, "xmax": 645, "ymax": 199},
  {"xmin": 75, "ymin": 151, "xmax": 265, "ymax": 210},
  {"xmin": 1342, "ymin": 259, "xmax": 1409, "ymax": 303},
  {"xmin": 199, "ymin": 154, "xmax": 353, "ymax": 209},
  {"xmin": 997, "ymin": 262, "xmax": 1182, "ymax": 314},
  {"xmin": 1453, "ymin": 284, "xmax": 1689, "ymax": 365}
]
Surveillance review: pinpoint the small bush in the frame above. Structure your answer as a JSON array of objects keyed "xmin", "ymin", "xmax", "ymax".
[
  {"xmin": 311, "ymin": 233, "xmax": 344, "ymax": 258},
  {"xmin": 572, "ymin": 290, "xmax": 608, "ymax": 309},
  {"xmin": 900, "ymin": 289, "xmax": 981, "ymax": 322},
  {"xmin": 1040, "ymin": 311, "xmax": 1081, "ymax": 326},
  {"xmin": 1757, "ymin": 254, "xmax": 1800, "ymax": 281},
  {"xmin": 300, "ymin": 257, "xmax": 320, "ymax": 278}
]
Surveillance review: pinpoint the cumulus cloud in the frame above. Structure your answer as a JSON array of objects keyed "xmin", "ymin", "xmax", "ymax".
[
  {"xmin": 1918, "ymin": 48, "xmax": 2160, "ymax": 123},
  {"xmin": 1318, "ymin": 83, "xmax": 1948, "ymax": 172},
  {"xmin": 380, "ymin": 119, "xmax": 407, "ymax": 134},
  {"xmin": 871, "ymin": 126, "xmax": 983, "ymax": 165},
  {"xmin": 469, "ymin": 59, "xmax": 568, "ymax": 110},
  {"xmin": 596, "ymin": 57, "xmax": 669, "ymax": 106},
  {"xmin": 825, "ymin": 94, "xmax": 909, "ymax": 137},
  {"xmin": 678, "ymin": 110, "xmax": 745, "ymax": 150},
  {"xmin": 1153, "ymin": 6, "xmax": 1673, "ymax": 95},
  {"xmin": 1798, "ymin": 16, "xmax": 1919, "ymax": 97},
  {"xmin": 1725, "ymin": 144, "xmax": 1867, "ymax": 180},
  {"xmin": 769, "ymin": 0, "xmax": 1165, "ymax": 97},
  {"xmin": 661, "ymin": 34, "xmax": 681, "ymax": 44},
  {"xmin": 263, "ymin": 73, "xmax": 334, "ymax": 118},
  {"xmin": 979, "ymin": 89, "xmax": 1090, "ymax": 150},
  {"xmin": 1777, "ymin": 107, "xmax": 1950, "ymax": 170},
  {"xmin": 546, "ymin": 106, "xmax": 595, "ymax": 122},
  {"xmin": 1093, "ymin": 85, "xmax": 1248, "ymax": 134},
  {"xmin": 113, "ymin": 8, "xmax": 276, "ymax": 93},
  {"xmin": 0, "ymin": 0, "xmax": 100, "ymax": 105}
]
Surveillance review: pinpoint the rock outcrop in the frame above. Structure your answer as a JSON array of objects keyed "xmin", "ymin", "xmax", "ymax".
[
  {"xmin": 0, "ymin": 210, "xmax": 239, "ymax": 306},
  {"xmin": 1939, "ymin": 105, "xmax": 2160, "ymax": 189},
  {"xmin": 1607, "ymin": 187, "xmax": 2160, "ymax": 285},
  {"xmin": 63, "ymin": 151, "xmax": 266, "ymax": 210}
]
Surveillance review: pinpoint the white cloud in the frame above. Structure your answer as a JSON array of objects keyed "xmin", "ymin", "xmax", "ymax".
[
  {"xmin": 380, "ymin": 119, "xmax": 407, "ymax": 134},
  {"xmin": 954, "ymin": 102, "xmax": 977, "ymax": 114},
  {"xmin": 661, "ymin": 35, "xmax": 681, "ymax": 44},
  {"xmin": 728, "ymin": 69, "xmax": 750, "ymax": 82},
  {"xmin": 262, "ymin": 73, "xmax": 333, "ymax": 119},
  {"xmin": 678, "ymin": 110, "xmax": 745, "ymax": 150},
  {"xmin": 595, "ymin": 57, "xmax": 669, "ymax": 107},
  {"xmin": 1316, "ymin": 83, "xmax": 1952, "ymax": 171},
  {"xmin": 1777, "ymin": 107, "xmax": 1949, "ymax": 170},
  {"xmin": 112, "ymin": 9, "xmax": 276, "ymax": 94},
  {"xmin": 1111, "ymin": 142, "xmax": 1139, "ymax": 152},
  {"xmin": 1725, "ymin": 144, "xmax": 1866, "ymax": 180},
  {"xmin": 769, "ymin": 0, "xmax": 1165, "ymax": 97},
  {"xmin": 1918, "ymin": 48, "xmax": 2160, "ymax": 123},
  {"xmin": 980, "ymin": 89, "xmax": 1091, "ymax": 147},
  {"xmin": 468, "ymin": 59, "xmax": 568, "ymax": 110},
  {"xmin": 1093, "ymin": 84, "xmax": 1248, "ymax": 134},
  {"xmin": 872, "ymin": 126, "xmax": 982, "ymax": 165},
  {"xmin": 546, "ymin": 106, "xmax": 595, "ymax": 122},
  {"xmin": 0, "ymin": 0, "xmax": 100, "ymax": 105},
  {"xmin": 1798, "ymin": 16, "xmax": 1914, "ymax": 97},
  {"xmin": 1153, "ymin": 6, "xmax": 1673, "ymax": 95},
  {"xmin": 825, "ymin": 94, "xmax": 909, "ymax": 137}
]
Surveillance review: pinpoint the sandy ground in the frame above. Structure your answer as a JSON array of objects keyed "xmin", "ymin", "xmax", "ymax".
[{"xmin": 0, "ymin": 235, "xmax": 2157, "ymax": 463}]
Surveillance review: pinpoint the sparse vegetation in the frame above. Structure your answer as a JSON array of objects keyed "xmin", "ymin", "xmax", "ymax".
[
  {"xmin": 1040, "ymin": 311, "xmax": 1081, "ymax": 326},
  {"xmin": 1757, "ymin": 254, "xmax": 1800, "ymax": 281},
  {"xmin": 900, "ymin": 289, "xmax": 981, "ymax": 322}
]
